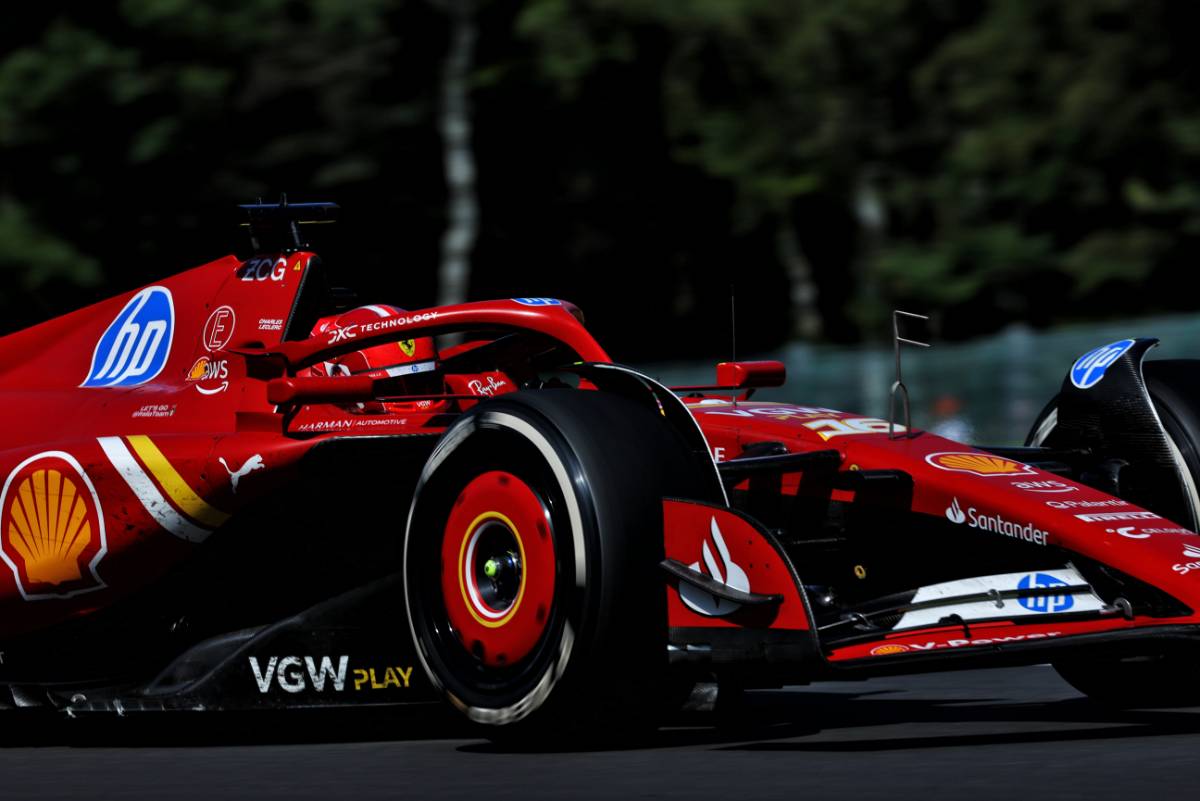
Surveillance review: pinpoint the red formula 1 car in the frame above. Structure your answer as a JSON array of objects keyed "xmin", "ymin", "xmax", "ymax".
[{"xmin": 3, "ymin": 201, "xmax": 1200, "ymax": 734}]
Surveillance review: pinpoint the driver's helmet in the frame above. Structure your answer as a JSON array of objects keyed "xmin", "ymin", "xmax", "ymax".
[{"xmin": 308, "ymin": 304, "xmax": 444, "ymax": 412}]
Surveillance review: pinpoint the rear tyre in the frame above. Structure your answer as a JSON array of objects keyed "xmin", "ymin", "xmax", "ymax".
[{"xmin": 404, "ymin": 389, "xmax": 710, "ymax": 739}]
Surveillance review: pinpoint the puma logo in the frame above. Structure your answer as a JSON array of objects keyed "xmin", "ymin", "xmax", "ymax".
[{"xmin": 219, "ymin": 454, "xmax": 265, "ymax": 493}]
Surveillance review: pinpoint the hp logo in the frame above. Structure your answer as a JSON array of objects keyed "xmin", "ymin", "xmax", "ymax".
[
  {"xmin": 1017, "ymin": 572, "xmax": 1073, "ymax": 613},
  {"xmin": 512, "ymin": 298, "xmax": 562, "ymax": 306},
  {"xmin": 1070, "ymin": 339, "xmax": 1135, "ymax": 389},
  {"xmin": 82, "ymin": 287, "xmax": 175, "ymax": 388}
]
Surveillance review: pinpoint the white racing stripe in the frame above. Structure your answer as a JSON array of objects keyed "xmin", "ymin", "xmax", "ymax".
[{"xmin": 97, "ymin": 436, "xmax": 212, "ymax": 543}]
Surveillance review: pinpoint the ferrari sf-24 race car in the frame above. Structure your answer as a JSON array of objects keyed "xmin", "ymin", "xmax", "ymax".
[{"xmin": 3, "ymin": 201, "xmax": 1200, "ymax": 736}]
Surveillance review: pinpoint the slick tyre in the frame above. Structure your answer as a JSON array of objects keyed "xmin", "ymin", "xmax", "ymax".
[
  {"xmin": 1029, "ymin": 360, "xmax": 1200, "ymax": 704},
  {"xmin": 1053, "ymin": 655, "xmax": 1200, "ymax": 708},
  {"xmin": 403, "ymin": 389, "xmax": 710, "ymax": 738}
]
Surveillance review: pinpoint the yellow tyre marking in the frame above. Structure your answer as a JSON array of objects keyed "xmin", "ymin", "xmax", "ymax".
[{"xmin": 458, "ymin": 510, "xmax": 527, "ymax": 629}]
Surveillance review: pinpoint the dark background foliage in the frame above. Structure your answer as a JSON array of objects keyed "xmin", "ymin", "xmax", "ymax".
[{"xmin": 2, "ymin": 0, "xmax": 1197, "ymax": 361}]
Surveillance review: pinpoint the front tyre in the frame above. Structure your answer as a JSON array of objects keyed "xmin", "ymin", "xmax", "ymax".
[
  {"xmin": 1026, "ymin": 360, "xmax": 1200, "ymax": 529},
  {"xmin": 403, "ymin": 389, "xmax": 710, "ymax": 737},
  {"xmin": 1027, "ymin": 359, "xmax": 1200, "ymax": 704},
  {"xmin": 1054, "ymin": 655, "xmax": 1200, "ymax": 708}
]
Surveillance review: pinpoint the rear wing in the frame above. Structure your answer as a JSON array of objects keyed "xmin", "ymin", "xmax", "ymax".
[{"xmin": 239, "ymin": 200, "xmax": 339, "ymax": 254}]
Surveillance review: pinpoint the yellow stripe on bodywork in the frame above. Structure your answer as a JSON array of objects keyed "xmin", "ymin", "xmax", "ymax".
[{"xmin": 126, "ymin": 435, "xmax": 230, "ymax": 528}]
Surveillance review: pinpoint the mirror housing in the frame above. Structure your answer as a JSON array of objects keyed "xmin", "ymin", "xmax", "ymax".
[
  {"xmin": 715, "ymin": 360, "xmax": 786, "ymax": 389},
  {"xmin": 267, "ymin": 375, "xmax": 376, "ymax": 405}
]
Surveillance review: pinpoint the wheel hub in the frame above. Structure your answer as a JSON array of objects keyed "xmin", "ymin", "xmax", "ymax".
[
  {"xmin": 480, "ymin": 548, "xmax": 521, "ymax": 610},
  {"xmin": 440, "ymin": 471, "xmax": 556, "ymax": 667},
  {"xmin": 464, "ymin": 518, "xmax": 524, "ymax": 619}
]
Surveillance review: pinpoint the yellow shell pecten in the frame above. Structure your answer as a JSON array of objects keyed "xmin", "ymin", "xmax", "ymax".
[
  {"xmin": 6, "ymin": 468, "xmax": 90, "ymax": 585},
  {"xmin": 187, "ymin": 358, "xmax": 209, "ymax": 380},
  {"xmin": 934, "ymin": 454, "xmax": 1023, "ymax": 474}
]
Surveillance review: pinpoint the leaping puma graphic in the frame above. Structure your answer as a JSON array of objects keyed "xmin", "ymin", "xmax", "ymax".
[{"xmin": 219, "ymin": 454, "xmax": 265, "ymax": 493}]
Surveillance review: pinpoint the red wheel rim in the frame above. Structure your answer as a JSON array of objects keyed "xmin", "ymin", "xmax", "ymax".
[{"xmin": 440, "ymin": 470, "xmax": 556, "ymax": 667}]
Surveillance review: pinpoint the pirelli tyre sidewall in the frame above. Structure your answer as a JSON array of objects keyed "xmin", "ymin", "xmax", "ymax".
[{"xmin": 404, "ymin": 389, "xmax": 705, "ymax": 731}]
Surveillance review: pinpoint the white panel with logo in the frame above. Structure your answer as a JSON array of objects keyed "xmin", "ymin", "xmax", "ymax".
[{"xmin": 893, "ymin": 568, "xmax": 1106, "ymax": 630}]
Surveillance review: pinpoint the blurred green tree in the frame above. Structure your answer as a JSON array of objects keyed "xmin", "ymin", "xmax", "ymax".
[
  {"xmin": 514, "ymin": 0, "xmax": 1200, "ymax": 340},
  {"xmin": 2, "ymin": 0, "xmax": 1199, "ymax": 350},
  {"xmin": 0, "ymin": 0, "xmax": 447, "ymax": 325}
]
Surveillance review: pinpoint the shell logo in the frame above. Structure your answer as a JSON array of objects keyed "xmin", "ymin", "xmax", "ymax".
[
  {"xmin": 187, "ymin": 357, "xmax": 211, "ymax": 380},
  {"xmin": 870, "ymin": 644, "xmax": 909, "ymax": 656},
  {"xmin": 0, "ymin": 452, "xmax": 106, "ymax": 600},
  {"xmin": 925, "ymin": 452, "xmax": 1037, "ymax": 477}
]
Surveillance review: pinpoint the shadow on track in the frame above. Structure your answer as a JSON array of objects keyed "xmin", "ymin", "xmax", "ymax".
[
  {"xmin": 0, "ymin": 704, "xmax": 470, "ymax": 749},
  {"xmin": 9, "ymin": 672, "xmax": 1200, "ymax": 754},
  {"xmin": 465, "ymin": 683, "xmax": 1200, "ymax": 754},
  {"xmin": 715, "ymin": 686, "xmax": 1200, "ymax": 754}
]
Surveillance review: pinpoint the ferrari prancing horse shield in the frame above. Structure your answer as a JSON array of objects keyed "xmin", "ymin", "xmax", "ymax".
[{"xmin": 0, "ymin": 452, "xmax": 107, "ymax": 600}]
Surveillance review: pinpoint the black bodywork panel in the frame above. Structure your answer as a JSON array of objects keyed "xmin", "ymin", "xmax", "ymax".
[
  {"xmin": 0, "ymin": 435, "xmax": 441, "ymax": 712},
  {"xmin": 1041, "ymin": 338, "xmax": 1192, "ymax": 525}
]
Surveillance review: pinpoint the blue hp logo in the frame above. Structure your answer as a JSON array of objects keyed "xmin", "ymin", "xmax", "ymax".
[
  {"xmin": 1070, "ymin": 339, "xmax": 1135, "ymax": 389},
  {"xmin": 82, "ymin": 287, "xmax": 175, "ymax": 387},
  {"xmin": 1017, "ymin": 572, "xmax": 1073, "ymax": 612},
  {"xmin": 512, "ymin": 298, "xmax": 562, "ymax": 306}
]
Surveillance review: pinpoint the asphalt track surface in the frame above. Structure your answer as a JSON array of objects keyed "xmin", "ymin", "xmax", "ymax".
[{"xmin": 5, "ymin": 665, "xmax": 1199, "ymax": 800}]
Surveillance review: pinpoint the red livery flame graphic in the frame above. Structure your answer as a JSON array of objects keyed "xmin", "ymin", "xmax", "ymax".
[
  {"xmin": 680, "ymin": 516, "xmax": 750, "ymax": 617},
  {"xmin": 0, "ymin": 452, "xmax": 107, "ymax": 600}
]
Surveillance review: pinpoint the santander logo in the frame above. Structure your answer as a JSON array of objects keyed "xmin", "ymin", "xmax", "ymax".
[
  {"xmin": 943, "ymin": 496, "xmax": 1048, "ymax": 545},
  {"xmin": 680, "ymin": 517, "xmax": 750, "ymax": 617},
  {"xmin": 1172, "ymin": 542, "xmax": 1200, "ymax": 575}
]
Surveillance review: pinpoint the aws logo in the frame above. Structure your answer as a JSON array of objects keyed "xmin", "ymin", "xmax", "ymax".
[
  {"xmin": 186, "ymin": 356, "xmax": 230, "ymax": 395},
  {"xmin": 0, "ymin": 452, "xmax": 107, "ymax": 600},
  {"xmin": 82, "ymin": 287, "xmax": 174, "ymax": 388}
]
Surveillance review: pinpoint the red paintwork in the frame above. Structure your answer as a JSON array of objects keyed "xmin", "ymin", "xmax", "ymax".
[
  {"xmin": 3, "ymin": 249, "xmax": 1199, "ymax": 674},
  {"xmin": 684, "ymin": 398, "xmax": 1200, "ymax": 661},
  {"xmin": 715, "ymin": 360, "xmax": 786, "ymax": 389},
  {"xmin": 0, "ymin": 254, "xmax": 602, "ymax": 639},
  {"xmin": 827, "ymin": 616, "xmax": 1151, "ymax": 661},
  {"xmin": 440, "ymin": 471, "xmax": 555, "ymax": 667},
  {"xmin": 261, "ymin": 300, "xmax": 608, "ymax": 369},
  {"xmin": 0, "ymin": 253, "xmax": 313, "ymax": 636},
  {"xmin": 663, "ymin": 500, "xmax": 809, "ymax": 630}
]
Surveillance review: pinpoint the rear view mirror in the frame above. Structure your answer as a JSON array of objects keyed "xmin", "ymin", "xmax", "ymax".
[{"xmin": 715, "ymin": 361, "xmax": 786, "ymax": 389}]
